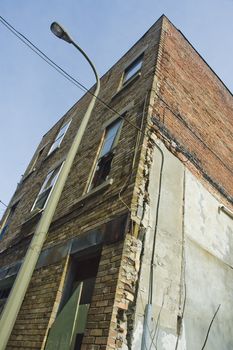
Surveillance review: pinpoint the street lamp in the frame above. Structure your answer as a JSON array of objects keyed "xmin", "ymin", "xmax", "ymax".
[
  {"xmin": 50, "ymin": 22, "xmax": 73, "ymax": 43},
  {"xmin": 50, "ymin": 22, "xmax": 99, "ymax": 84},
  {"xmin": 0, "ymin": 22, "xmax": 100, "ymax": 350}
]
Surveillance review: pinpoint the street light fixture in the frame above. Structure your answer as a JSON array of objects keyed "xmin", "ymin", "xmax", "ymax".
[
  {"xmin": 0, "ymin": 22, "xmax": 100, "ymax": 350},
  {"xmin": 50, "ymin": 22, "xmax": 72, "ymax": 43}
]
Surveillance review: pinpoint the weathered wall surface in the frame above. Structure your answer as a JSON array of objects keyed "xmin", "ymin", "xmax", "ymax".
[
  {"xmin": 141, "ymin": 18, "xmax": 233, "ymax": 347},
  {"xmin": 183, "ymin": 170, "xmax": 233, "ymax": 350},
  {"xmin": 0, "ymin": 17, "xmax": 163, "ymax": 350},
  {"xmin": 131, "ymin": 141, "xmax": 184, "ymax": 349},
  {"xmin": 1, "ymin": 14, "xmax": 233, "ymax": 350},
  {"xmin": 0, "ymin": 17, "xmax": 162, "ymax": 264},
  {"xmin": 152, "ymin": 16, "xmax": 233, "ymax": 208},
  {"xmin": 132, "ymin": 138, "xmax": 233, "ymax": 350}
]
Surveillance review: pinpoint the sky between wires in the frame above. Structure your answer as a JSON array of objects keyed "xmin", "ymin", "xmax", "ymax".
[{"xmin": 0, "ymin": 0, "xmax": 233, "ymax": 214}]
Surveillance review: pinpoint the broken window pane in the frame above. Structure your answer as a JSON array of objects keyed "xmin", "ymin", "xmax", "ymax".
[
  {"xmin": 100, "ymin": 119, "xmax": 122, "ymax": 157},
  {"xmin": 90, "ymin": 118, "xmax": 122, "ymax": 190}
]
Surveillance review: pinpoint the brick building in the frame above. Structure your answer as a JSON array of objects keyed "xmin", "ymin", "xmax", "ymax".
[{"xmin": 0, "ymin": 15, "xmax": 233, "ymax": 350}]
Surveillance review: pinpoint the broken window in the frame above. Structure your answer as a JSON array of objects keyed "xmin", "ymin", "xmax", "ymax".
[
  {"xmin": 89, "ymin": 118, "xmax": 123, "ymax": 190},
  {"xmin": 31, "ymin": 163, "xmax": 63, "ymax": 211},
  {"xmin": 45, "ymin": 254, "xmax": 100, "ymax": 350},
  {"xmin": 47, "ymin": 119, "xmax": 71, "ymax": 156}
]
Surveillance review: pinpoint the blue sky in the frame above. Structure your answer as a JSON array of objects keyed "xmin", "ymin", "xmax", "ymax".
[{"xmin": 0, "ymin": 0, "xmax": 233, "ymax": 216}]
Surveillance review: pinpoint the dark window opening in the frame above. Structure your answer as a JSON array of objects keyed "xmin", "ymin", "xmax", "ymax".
[
  {"xmin": 0, "ymin": 287, "xmax": 11, "ymax": 300},
  {"xmin": 89, "ymin": 118, "xmax": 122, "ymax": 190},
  {"xmin": 45, "ymin": 253, "xmax": 101, "ymax": 350},
  {"xmin": 91, "ymin": 151, "xmax": 114, "ymax": 189},
  {"xmin": 0, "ymin": 201, "xmax": 19, "ymax": 240},
  {"xmin": 0, "ymin": 276, "xmax": 16, "ymax": 315}
]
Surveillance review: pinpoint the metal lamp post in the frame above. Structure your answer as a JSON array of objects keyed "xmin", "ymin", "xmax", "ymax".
[{"xmin": 0, "ymin": 22, "xmax": 100, "ymax": 350}]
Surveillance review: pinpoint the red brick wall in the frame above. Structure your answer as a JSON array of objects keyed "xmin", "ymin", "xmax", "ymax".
[{"xmin": 152, "ymin": 16, "xmax": 233, "ymax": 207}]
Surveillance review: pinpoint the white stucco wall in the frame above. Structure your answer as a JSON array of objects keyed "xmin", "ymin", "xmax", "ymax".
[
  {"xmin": 132, "ymin": 142, "xmax": 184, "ymax": 350},
  {"xmin": 183, "ymin": 170, "xmax": 233, "ymax": 350},
  {"xmin": 132, "ymin": 142, "xmax": 233, "ymax": 350}
]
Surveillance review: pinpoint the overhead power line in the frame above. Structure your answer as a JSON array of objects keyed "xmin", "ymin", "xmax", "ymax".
[
  {"xmin": 0, "ymin": 200, "xmax": 7, "ymax": 208},
  {"xmin": 1, "ymin": 15, "xmax": 232, "ymax": 201},
  {"xmin": 0, "ymin": 15, "xmax": 143, "ymax": 133}
]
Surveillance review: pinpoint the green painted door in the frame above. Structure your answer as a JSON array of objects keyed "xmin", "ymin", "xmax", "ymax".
[{"xmin": 45, "ymin": 283, "xmax": 83, "ymax": 350}]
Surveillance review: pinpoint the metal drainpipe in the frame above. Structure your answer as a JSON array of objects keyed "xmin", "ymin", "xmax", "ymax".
[
  {"xmin": 141, "ymin": 303, "xmax": 153, "ymax": 350},
  {"xmin": 141, "ymin": 141, "xmax": 164, "ymax": 350},
  {"xmin": 0, "ymin": 23, "xmax": 100, "ymax": 350}
]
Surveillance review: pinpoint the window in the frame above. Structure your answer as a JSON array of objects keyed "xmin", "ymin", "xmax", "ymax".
[
  {"xmin": 45, "ymin": 254, "xmax": 100, "ymax": 350},
  {"xmin": 0, "ymin": 276, "xmax": 15, "ymax": 315},
  {"xmin": 0, "ymin": 201, "xmax": 18, "ymax": 240},
  {"xmin": 0, "ymin": 286, "xmax": 11, "ymax": 314},
  {"xmin": 123, "ymin": 54, "xmax": 143, "ymax": 84},
  {"xmin": 89, "ymin": 118, "xmax": 122, "ymax": 190},
  {"xmin": 31, "ymin": 163, "xmax": 63, "ymax": 211},
  {"xmin": 48, "ymin": 119, "xmax": 71, "ymax": 156}
]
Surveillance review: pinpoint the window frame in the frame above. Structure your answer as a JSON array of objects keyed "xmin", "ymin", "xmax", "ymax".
[
  {"xmin": 0, "ymin": 276, "xmax": 16, "ymax": 315},
  {"xmin": 87, "ymin": 117, "xmax": 123, "ymax": 192},
  {"xmin": 122, "ymin": 53, "xmax": 144, "ymax": 85},
  {"xmin": 44, "ymin": 253, "xmax": 101, "ymax": 350},
  {"xmin": 47, "ymin": 119, "xmax": 72, "ymax": 156},
  {"xmin": 0, "ymin": 201, "xmax": 19, "ymax": 240},
  {"xmin": 31, "ymin": 162, "xmax": 63, "ymax": 212}
]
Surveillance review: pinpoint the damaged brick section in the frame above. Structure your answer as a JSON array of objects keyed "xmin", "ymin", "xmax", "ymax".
[
  {"xmin": 109, "ymin": 235, "xmax": 142, "ymax": 349},
  {"xmin": 133, "ymin": 131, "xmax": 156, "ymax": 228}
]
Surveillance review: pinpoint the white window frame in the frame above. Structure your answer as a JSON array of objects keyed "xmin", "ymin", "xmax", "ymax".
[
  {"xmin": 31, "ymin": 162, "xmax": 63, "ymax": 211},
  {"xmin": 47, "ymin": 119, "xmax": 72, "ymax": 156}
]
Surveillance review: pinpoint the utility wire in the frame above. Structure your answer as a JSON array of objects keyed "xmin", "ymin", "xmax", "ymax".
[
  {"xmin": 156, "ymin": 92, "xmax": 233, "ymax": 176},
  {"xmin": 0, "ymin": 200, "xmax": 7, "ymax": 208},
  {"xmin": 0, "ymin": 16, "xmax": 87, "ymax": 93},
  {"xmin": 2, "ymin": 15, "xmax": 231, "ymax": 179},
  {"xmin": 0, "ymin": 15, "xmax": 143, "ymax": 134},
  {"xmin": 201, "ymin": 304, "xmax": 221, "ymax": 350}
]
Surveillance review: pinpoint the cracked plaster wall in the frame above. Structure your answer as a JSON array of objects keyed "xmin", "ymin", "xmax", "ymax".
[
  {"xmin": 130, "ymin": 137, "xmax": 233, "ymax": 349},
  {"xmin": 131, "ymin": 140, "xmax": 184, "ymax": 349},
  {"xmin": 182, "ymin": 170, "xmax": 233, "ymax": 350}
]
